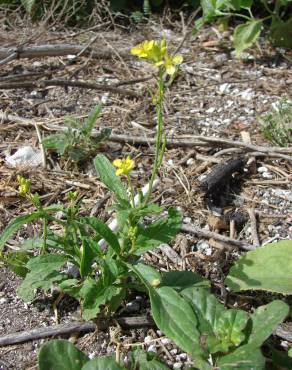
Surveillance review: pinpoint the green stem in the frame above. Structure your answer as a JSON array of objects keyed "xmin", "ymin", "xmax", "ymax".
[
  {"xmin": 143, "ymin": 69, "xmax": 166, "ymax": 206},
  {"xmin": 41, "ymin": 218, "xmax": 48, "ymax": 254},
  {"xmin": 127, "ymin": 175, "xmax": 135, "ymax": 207}
]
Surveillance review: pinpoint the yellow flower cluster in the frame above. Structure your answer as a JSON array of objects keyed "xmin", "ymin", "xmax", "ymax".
[
  {"xmin": 113, "ymin": 156, "xmax": 135, "ymax": 176},
  {"xmin": 17, "ymin": 175, "xmax": 31, "ymax": 196},
  {"xmin": 131, "ymin": 39, "xmax": 183, "ymax": 76}
]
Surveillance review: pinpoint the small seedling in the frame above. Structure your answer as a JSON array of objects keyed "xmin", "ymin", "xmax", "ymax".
[
  {"xmin": 259, "ymin": 100, "xmax": 292, "ymax": 147},
  {"xmin": 43, "ymin": 105, "xmax": 111, "ymax": 163}
]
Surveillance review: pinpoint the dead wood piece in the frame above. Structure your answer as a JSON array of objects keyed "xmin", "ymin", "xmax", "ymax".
[
  {"xmin": 200, "ymin": 157, "xmax": 246, "ymax": 194},
  {"xmin": 1, "ymin": 113, "xmax": 292, "ymax": 160},
  {"xmin": 0, "ymin": 44, "xmax": 130, "ymax": 61},
  {"xmin": 0, "ymin": 79, "xmax": 140, "ymax": 98},
  {"xmin": 0, "ymin": 316, "xmax": 154, "ymax": 347},
  {"xmin": 247, "ymin": 208, "xmax": 260, "ymax": 247},
  {"xmin": 181, "ymin": 223, "xmax": 255, "ymax": 251}
]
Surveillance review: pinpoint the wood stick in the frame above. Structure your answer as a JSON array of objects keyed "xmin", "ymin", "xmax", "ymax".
[
  {"xmin": 181, "ymin": 224, "xmax": 255, "ymax": 251},
  {"xmin": 0, "ymin": 79, "xmax": 140, "ymax": 98},
  {"xmin": 0, "ymin": 316, "xmax": 154, "ymax": 347},
  {"xmin": 1, "ymin": 113, "xmax": 291, "ymax": 160},
  {"xmin": 247, "ymin": 208, "xmax": 260, "ymax": 247},
  {"xmin": 0, "ymin": 44, "xmax": 130, "ymax": 61}
]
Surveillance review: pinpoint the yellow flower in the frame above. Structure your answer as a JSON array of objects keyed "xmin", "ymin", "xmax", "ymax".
[
  {"xmin": 131, "ymin": 40, "xmax": 155, "ymax": 59},
  {"xmin": 17, "ymin": 175, "xmax": 31, "ymax": 196},
  {"xmin": 131, "ymin": 39, "xmax": 183, "ymax": 76},
  {"xmin": 163, "ymin": 54, "xmax": 183, "ymax": 76},
  {"xmin": 131, "ymin": 39, "xmax": 167, "ymax": 64},
  {"xmin": 113, "ymin": 156, "xmax": 135, "ymax": 176}
]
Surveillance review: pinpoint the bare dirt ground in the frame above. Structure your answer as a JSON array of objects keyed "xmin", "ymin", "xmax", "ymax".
[{"xmin": 0, "ymin": 10, "xmax": 291, "ymax": 370}]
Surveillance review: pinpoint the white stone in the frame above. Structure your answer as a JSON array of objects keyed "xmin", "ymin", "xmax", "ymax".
[
  {"xmin": 173, "ymin": 362, "xmax": 182, "ymax": 369},
  {"xmin": 257, "ymin": 166, "xmax": 268, "ymax": 173},
  {"xmin": 147, "ymin": 344, "xmax": 157, "ymax": 353},
  {"xmin": 5, "ymin": 146, "xmax": 42, "ymax": 168},
  {"xmin": 144, "ymin": 335, "xmax": 153, "ymax": 344}
]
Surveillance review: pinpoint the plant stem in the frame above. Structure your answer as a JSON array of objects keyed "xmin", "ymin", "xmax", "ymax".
[
  {"xmin": 41, "ymin": 218, "xmax": 48, "ymax": 254},
  {"xmin": 127, "ymin": 175, "xmax": 135, "ymax": 207},
  {"xmin": 143, "ymin": 69, "xmax": 166, "ymax": 206}
]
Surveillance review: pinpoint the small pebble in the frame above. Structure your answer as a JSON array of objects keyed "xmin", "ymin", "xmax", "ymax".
[
  {"xmin": 147, "ymin": 344, "xmax": 157, "ymax": 353},
  {"xmin": 144, "ymin": 335, "xmax": 153, "ymax": 344},
  {"xmin": 161, "ymin": 338, "xmax": 171, "ymax": 345},
  {"xmin": 173, "ymin": 362, "xmax": 183, "ymax": 369},
  {"xmin": 257, "ymin": 166, "xmax": 268, "ymax": 173},
  {"xmin": 170, "ymin": 348, "xmax": 178, "ymax": 355}
]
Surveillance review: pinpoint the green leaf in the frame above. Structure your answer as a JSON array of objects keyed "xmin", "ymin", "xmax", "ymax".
[
  {"xmin": 225, "ymin": 240, "xmax": 292, "ymax": 294},
  {"xmin": 83, "ymin": 104, "xmax": 102, "ymax": 137},
  {"xmin": 59, "ymin": 279, "xmax": 81, "ymax": 299},
  {"xmin": 17, "ymin": 254, "xmax": 67, "ymax": 301},
  {"xmin": 94, "ymin": 154, "xmax": 128, "ymax": 202},
  {"xmin": 152, "ymin": 287, "xmax": 210, "ymax": 368},
  {"xmin": 134, "ymin": 263, "xmax": 162, "ymax": 286},
  {"xmin": 217, "ymin": 345, "xmax": 265, "ymax": 369},
  {"xmin": 0, "ymin": 211, "xmax": 43, "ymax": 251},
  {"xmin": 92, "ymin": 128, "xmax": 112, "ymax": 145},
  {"xmin": 269, "ymin": 17, "xmax": 292, "ymax": 48},
  {"xmin": 5, "ymin": 251, "xmax": 30, "ymax": 277},
  {"xmin": 161, "ymin": 271, "xmax": 210, "ymax": 291},
  {"xmin": 130, "ymin": 348, "xmax": 170, "ymax": 370},
  {"xmin": 42, "ymin": 133, "xmax": 69, "ymax": 155},
  {"xmin": 80, "ymin": 217, "xmax": 121, "ymax": 253},
  {"xmin": 81, "ymin": 278, "xmax": 123, "ymax": 320},
  {"xmin": 21, "ymin": 0, "xmax": 36, "ymax": 14},
  {"xmin": 181, "ymin": 287, "xmax": 248, "ymax": 354},
  {"xmin": 38, "ymin": 339, "xmax": 89, "ymax": 370},
  {"xmin": 246, "ymin": 300, "xmax": 289, "ymax": 348},
  {"xmin": 79, "ymin": 237, "xmax": 99, "ymax": 278},
  {"xmin": 82, "ymin": 356, "xmax": 126, "ymax": 370},
  {"xmin": 131, "ymin": 264, "xmax": 209, "ymax": 367},
  {"xmin": 20, "ymin": 237, "xmax": 43, "ymax": 250},
  {"xmin": 233, "ymin": 20, "xmax": 263, "ymax": 57},
  {"xmin": 134, "ymin": 208, "xmax": 182, "ymax": 255}
]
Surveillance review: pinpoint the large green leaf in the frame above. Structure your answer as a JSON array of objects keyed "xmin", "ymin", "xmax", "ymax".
[
  {"xmin": 132, "ymin": 263, "xmax": 210, "ymax": 369},
  {"xmin": 80, "ymin": 217, "xmax": 121, "ymax": 253},
  {"xmin": 133, "ymin": 263, "xmax": 161, "ymax": 286},
  {"xmin": 233, "ymin": 20, "xmax": 263, "ymax": 57},
  {"xmin": 81, "ymin": 278, "xmax": 123, "ymax": 320},
  {"xmin": 134, "ymin": 208, "xmax": 182, "ymax": 255},
  {"xmin": 181, "ymin": 287, "xmax": 248, "ymax": 354},
  {"xmin": 38, "ymin": 339, "xmax": 88, "ymax": 370},
  {"xmin": 225, "ymin": 240, "xmax": 292, "ymax": 294},
  {"xmin": 161, "ymin": 271, "xmax": 210, "ymax": 291},
  {"xmin": 94, "ymin": 154, "xmax": 128, "ymax": 202},
  {"xmin": 82, "ymin": 356, "xmax": 125, "ymax": 370},
  {"xmin": 0, "ymin": 212, "xmax": 43, "ymax": 251},
  {"xmin": 246, "ymin": 300, "xmax": 289, "ymax": 348},
  {"xmin": 17, "ymin": 254, "xmax": 67, "ymax": 301},
  {"xmin": 217, "ymin": 344, "xmax": 265, "ymax": 369}
]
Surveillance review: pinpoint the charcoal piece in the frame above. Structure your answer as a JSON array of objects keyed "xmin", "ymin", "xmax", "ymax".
[
  {"xmin": 224, "ymin": 211, "xmax": 248, "ymax": 232},
  {"xmin": 201, "ymin": 157, "xmax": 246, "ymax": 208}
]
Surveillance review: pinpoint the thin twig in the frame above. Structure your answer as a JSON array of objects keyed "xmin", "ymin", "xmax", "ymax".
[
  {"xmin": 0, "ymin": 316, "xmax": 154, "ymax": 347},
  {"xmin": 34, "ymin": 122, "xmax": 47, "ymax": 169},
  {"xmin": 1, "ymin": 113, "xmax": 291, "ymax": 159},
  {"xmin": 181, "ymin": 223, "xmax": 255, "ymax": 251},
  {"xmin": 0, "ymin": 79, "xmax": 140, "ymax": 98},
  {"xmin": 247, "ymin": 208, "xmax": 260, "ymax": 247}
]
